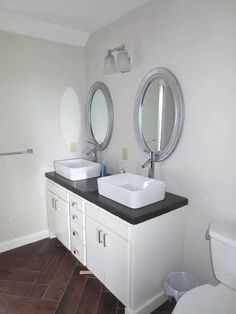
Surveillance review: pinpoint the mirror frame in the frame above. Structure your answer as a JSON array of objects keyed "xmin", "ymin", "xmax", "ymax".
[
  {"xmin": 134, "ymin": 67, "xmax": 184, "ymax": 161},
  {"xmin": 85, "ymin": 82, "xmax": 114, "ymax": 151}
]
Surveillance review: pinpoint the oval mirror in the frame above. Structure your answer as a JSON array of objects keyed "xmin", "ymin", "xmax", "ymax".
[
  {"xmin": 134, "ymin": 68, "xmax": 184, "ymax": 161},
  {"xmin": 86, "ymin": 82, "xmax": 114, "ymax": 150}
]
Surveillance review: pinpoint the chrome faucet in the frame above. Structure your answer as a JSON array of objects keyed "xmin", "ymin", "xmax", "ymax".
[
  {"xmin": 141, "ymin": 151, "xmax": 155, "ymax": 178},
  {"xmin": 86, "ymin": 141, "xmax": 97, "ymax": 162}
]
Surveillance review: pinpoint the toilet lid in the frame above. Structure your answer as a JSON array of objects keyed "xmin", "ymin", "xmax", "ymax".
[{"xmin": 172, "ymin": 284, "xmax": 236, "ymax": 314}]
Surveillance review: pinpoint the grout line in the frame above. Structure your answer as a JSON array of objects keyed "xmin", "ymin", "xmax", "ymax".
[
  {"xmin": 94, "ymin": 281, "xmax": 103, "ymax": 314},
  {"xmin": 32, "ymin": 245, "xmax": 59, "ymax": 284},
  {"xmin": 0, "ymin": 292, "xmax": 57, "ymax": 302},
  {"xmin": 73, "ymin": 271, "xmax": 90, "ymax": 314},
  {"xmin": 0, "ymin": 279, "xmax": 47, "ymax": 286},
  {"xmin": 42, "ymin": 260, "xmax": 78, "ymax": 301},
  {"xmin": 33, "ymin": 246, "xmax": 67, "ymax": 284},
  {"xmin": 53, "ymin": 263, "xmax": 82, "ymax": 314},
  {"xmin": 50, "ymin": 253, "xmax": 68, "ymax": 283}
]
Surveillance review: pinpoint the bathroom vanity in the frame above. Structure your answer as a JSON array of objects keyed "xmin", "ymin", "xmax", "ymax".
[{"xmin": 45, "ymin": 172, "xmax": 188, "ymax": 314}]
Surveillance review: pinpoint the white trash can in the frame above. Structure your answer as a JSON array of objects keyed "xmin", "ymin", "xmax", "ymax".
[{"xmin": 164, "ymin": 272, "xmax": 200, "ymax": 302}]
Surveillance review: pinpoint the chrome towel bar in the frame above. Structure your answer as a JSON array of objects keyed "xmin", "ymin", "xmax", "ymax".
[{"xmin": 0, "ymin": 148, "xmax": 33, "ymax": 156}]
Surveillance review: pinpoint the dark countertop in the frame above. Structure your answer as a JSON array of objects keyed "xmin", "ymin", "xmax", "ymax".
[{"xmin": 45, "ymin": 172, "xmax": 188, "ymax": 225}]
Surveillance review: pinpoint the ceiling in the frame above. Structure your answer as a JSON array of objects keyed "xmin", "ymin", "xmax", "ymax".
[{"xmin": 0, "ymin": 0, "xmax": 150, "ymax": 32}]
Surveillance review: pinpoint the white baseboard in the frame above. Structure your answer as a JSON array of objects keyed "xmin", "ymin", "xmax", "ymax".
[
  {"xmin": 0, "ymin": 229, "xmax": 50, "ymax": 253},
  {"xmin": 125, "ymin": 291, "xmax": 167, "ymax": 314}
]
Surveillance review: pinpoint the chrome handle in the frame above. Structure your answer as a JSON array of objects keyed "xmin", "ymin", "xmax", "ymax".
[
  {"xmin": 103, "ymin": 233, "xmax": 108, "ymax": 247},
  {"xmin": 51, "ymin": 198, "xmax": 55, "ymax": 208},
  {"xmin": 72, "ymin": 215, "xmax": 78, "ymax": 221},
  {"xmin": 72, "ymin": 201, "xmax": 77, "ymax": 208},
  {"xmin": 98, "ymin": 229, "xmax": 103, "ymax": 243},
  {"xmin": 54, "ymin": 200, "xmax": 58, "ymax": 210}
]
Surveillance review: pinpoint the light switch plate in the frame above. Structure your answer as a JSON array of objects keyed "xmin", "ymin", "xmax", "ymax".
[
  {"xmin": 122, "ymin": 147, "xmax": 128, "ymax": 160},
  {"xmin": 70, "ymin": 142, "xmax": 76, "ymax": 152}
]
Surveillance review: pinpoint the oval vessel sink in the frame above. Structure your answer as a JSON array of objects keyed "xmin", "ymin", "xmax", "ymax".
[
  {"xmin": 97, "ymin": 173, "xmax": 166, "ymax": 209},
  {"xmin": 54, "ymin": 159, "xmax": 101, "ymax": 181}
]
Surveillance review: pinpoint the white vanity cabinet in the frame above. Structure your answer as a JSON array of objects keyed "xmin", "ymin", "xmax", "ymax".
[
  {"xmin": 46, "ymin": 180, "xmax": 70, "ymax": 250},
  {"xmin": 46, "ymin": 178, "xmax": 186, "ymax": 314}
]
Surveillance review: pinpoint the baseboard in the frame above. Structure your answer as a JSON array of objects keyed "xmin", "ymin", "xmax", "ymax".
[
  {"xmin": 125, "ymin": 291, "xmax": 167, "ymax": 314},
  {"xmin": 0, "ymin": 229, "xmax": 50, "ymax": 253}
]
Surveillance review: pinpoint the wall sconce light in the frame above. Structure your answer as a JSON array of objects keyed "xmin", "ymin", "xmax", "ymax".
[{"xmin": 103, "ymin": 44, "xmax": 131, "ymax": 74}]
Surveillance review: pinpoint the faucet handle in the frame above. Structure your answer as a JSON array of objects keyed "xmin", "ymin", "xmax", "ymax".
[{"xmin": 144, "ymin": 149, "xmax": 154, "ymax": 159}]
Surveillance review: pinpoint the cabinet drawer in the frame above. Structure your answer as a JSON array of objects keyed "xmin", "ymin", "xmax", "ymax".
[
  {"xmin": 46, "ymin": 180, "xmax": 69, "ymax": 202},
  {"xmin": 71, "ymin": 222, "xmax": 86, "ymax": 245},
  {"xmin": 85, "ymin": 202, "xmax": 130, "ymax": 240},
  {"xmin": 70, "ymin": 193, "xmax": 84, "ymax": 212},
  {"xmin": 70, "ymin": 206, "xmax": 85, "ymax": 227},
  {"xmin": 71, "ymin": 243, "xmax": 86, "ymax": 265}
]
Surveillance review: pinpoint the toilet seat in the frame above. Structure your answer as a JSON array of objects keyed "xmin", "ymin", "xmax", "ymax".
[{"xmin": 172, "ymin": 284, "xmax": 236, "ymax": 314}]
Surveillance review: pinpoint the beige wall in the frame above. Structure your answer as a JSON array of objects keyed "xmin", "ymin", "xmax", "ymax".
[
  {"xmin": 0, "ymin": 31, "xmax": 87, "ymax": 246},
  {"xmin": 85, "ymin": 0, "xmax": 236, "ymax": 284}
]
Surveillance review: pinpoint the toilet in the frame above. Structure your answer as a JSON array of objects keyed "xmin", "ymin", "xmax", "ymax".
[{"xmin": 173, "ymin": 219, "xmax": 236, "ymax": 314}]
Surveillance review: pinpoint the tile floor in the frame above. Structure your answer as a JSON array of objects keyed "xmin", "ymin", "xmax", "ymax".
[{"xmin": 0, "ymin": 238, "xmax": 176, "ymax": 314}]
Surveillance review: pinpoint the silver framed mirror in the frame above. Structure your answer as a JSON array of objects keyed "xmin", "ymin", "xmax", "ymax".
[
  {"xmin": 85, "ymin": 82, "xmax": 114, "ymax": 151},
  {"xmin": 134, "ymin": 68, "xmax": 184, "ymax": 161}
]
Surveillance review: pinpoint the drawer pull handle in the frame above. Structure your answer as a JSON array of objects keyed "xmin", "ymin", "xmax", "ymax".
[
  {"xmin": 55, "ymin": 200, "xmax": 58, "ymax": 210},
  {"xmin": 103, "ymin": 233, "xmax": 108, "ymax": 247},
  {"xmin": 98, "ymin": 229, "xmax": 103, "ymax": 243},
  {"xmin": 72, "ymin": 201, "xmax": 77, "ymax": 208},
  {"xmin": 51, "ymin": 198, "xmax": 55, "ymax": 208},
  {"xmin": 72, "ymin": 215, "xmax": 78, "ymax": 221}
]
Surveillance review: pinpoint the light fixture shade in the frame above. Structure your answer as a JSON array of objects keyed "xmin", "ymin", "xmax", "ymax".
[
  {"xmin": 103, "ymin": 51, "xmax": 116, "ymax": 74},
  {"xmin": 117, "ymin": 50, "xmax": 131, "ymax": 73}
]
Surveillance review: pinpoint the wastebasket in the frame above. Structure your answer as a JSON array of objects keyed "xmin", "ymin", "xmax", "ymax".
[{"xmin": 164, "ymin": 272, "xmax": 200, "ymax": 302}]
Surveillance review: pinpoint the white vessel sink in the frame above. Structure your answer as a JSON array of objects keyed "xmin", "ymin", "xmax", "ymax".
[
  {"xmin": 97, "ymin": 173, "xmax": 166, "ymax": 209},
  {"xmin": 54, "ymin": 159, "xmax": 101, "ymax": 181}
]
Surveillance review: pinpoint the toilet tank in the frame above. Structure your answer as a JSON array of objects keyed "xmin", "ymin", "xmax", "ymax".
[{"xmin": 209, "ymin": 219, "xmax": 236, "ymax": 290}]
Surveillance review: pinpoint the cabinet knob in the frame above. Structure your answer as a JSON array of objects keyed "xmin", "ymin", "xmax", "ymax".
[
  {"xmin": 72, "ymin": 215, "xmax": 78, "ymax": 221},
  {"xmin": 72, "ymin": 231, "xmax": 78, "ymax": 237},
  {"xmin": 73, "ymin": 249, "xmax": 79, "ymax": 255},
  {"xmin": 72, "ymin": 201, "xmax": 77, "ymax": 208}
]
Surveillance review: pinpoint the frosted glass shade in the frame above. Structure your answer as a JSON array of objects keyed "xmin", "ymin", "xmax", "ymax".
[
  {"xmin": 103, "ymin": 52, "xmax": 116, "ymax": 74},
  {"xmin": 117, "ymin": 50, "xmax": 131, "ymax": 73}
]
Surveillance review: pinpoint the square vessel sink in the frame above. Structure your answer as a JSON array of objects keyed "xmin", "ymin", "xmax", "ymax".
[
  {"xmin": 54, "ymin": 159, "xmax": 101, "ymax": 181},
  {"xmin": 97, "ymin": 173, "xmax": 166, "ymax": 209}
]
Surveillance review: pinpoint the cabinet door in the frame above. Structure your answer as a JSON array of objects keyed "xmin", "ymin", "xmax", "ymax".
[
  {"xmin": 55, "ymin": 197, "xmax": 70, "ymax": 250},
  {"xmin": 46, "ymin": 190, "xmax": 57, "ymax": 237},
  {"xmin": 104, "ymin": 228, "xmax": 129, "ymax": 306},
  {"xmin": 86, "ymin": 216, "xmax": 106, "ymax": 283},
  {"xmin": 86, "ymin": 216, "xmax": 129, "ymax": 306}
]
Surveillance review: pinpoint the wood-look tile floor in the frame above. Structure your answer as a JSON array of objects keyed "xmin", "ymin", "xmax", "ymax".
[{"xmin": 0, "ymin": 238, "xmax": 175, "ymax": 314}]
